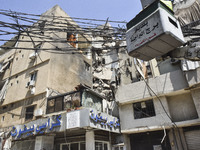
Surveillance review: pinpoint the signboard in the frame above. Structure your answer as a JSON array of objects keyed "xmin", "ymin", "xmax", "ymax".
[
  {"xmin": 126, "ymin": 11, "xmax": 163, "ymax": 54},
  {"xmin": 89, "ymin": 109, "xmax": 120, "ymax": 132},
  {"xmin": 10, "ymin": 108, "xmax": 120, "ymax": 139},
  {"xmin": 126, "ymin": 1, "xmax": 185, "ymax": 61},
  {"xmin": 67, "ymin": 111, "xmax": 80, "ymax": 129},
  {"xmin": 11, "ymin": 115, "xmax": 61, "ymax": 139}
]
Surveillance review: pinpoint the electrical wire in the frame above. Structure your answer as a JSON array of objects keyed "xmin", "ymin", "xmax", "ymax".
[{"xmin": 140, "ymin": 76, "xmax": 185, "ymax": 150}]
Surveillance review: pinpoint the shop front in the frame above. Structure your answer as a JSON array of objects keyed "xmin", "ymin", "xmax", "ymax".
[{"xmin": 9, "ymin": 108, "xmax": 120, "ymax": 150}]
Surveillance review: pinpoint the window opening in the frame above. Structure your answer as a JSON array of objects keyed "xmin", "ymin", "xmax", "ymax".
[
  {"xmin": 133, "ymin": 100, "xmax": 156, "ymax": 119},
  {"xmin": 47, "ymin": 97, "xmax": 63, "ymax": 114},
  {"xmin": 95, "ymin": 141, "xmax": 108, "ymax": 150},
  {"xmin": 30, "ymin": 72, "xmax": 37, "ymax": 82},
  {"xmin": 102, "ymin": 58, "xmax": 106, "ymax": 65},
  {"xmin": 25, "ymin": 105, "xmax": 34, "ymax": 120},
  {"xmin": 2, "ymin": 116, "xmax": 4, "ymax": 121},
  {"xmin": 47, "ymin": 92, "xmax": 81, "ymax": 114},
  {"xmin": 67, "ymin": 32, "xmax": 77, "ymax": 48},
  {"xmin": 60, "ymin": 142, "xmax": 85, "ymax": 150},
  {"xmin": 3, "ymin": 106, "xmax": 7, "ymax": 110},
  {"xmin": 84, "ymin": 61, "xmax": 90, "ymax": 72}
]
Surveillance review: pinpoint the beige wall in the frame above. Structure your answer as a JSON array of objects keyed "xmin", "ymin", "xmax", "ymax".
[
  {"xmin": 2, "ymin": 60, "xmax": 49, "ymax": 105},
  {"xmin": 0, "ymin": 93, "xmax": 46, "ymax": 128},
  {"xmin": 0, "ymin": 5, "xmax": 93, "ymax": 128},
  {"xmin": 48, "ymin": 52, "xmax": 92, "ymax": 93}
]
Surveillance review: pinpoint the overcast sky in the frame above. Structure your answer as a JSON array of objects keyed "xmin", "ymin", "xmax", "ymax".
[{"xmin": 0, "ymin": 0, "xmax": 142, "ymax": 45}]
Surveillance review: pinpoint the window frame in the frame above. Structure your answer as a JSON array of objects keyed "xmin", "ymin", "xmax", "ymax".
[
  {"xmin": 25, "ymin": 105, "xmax": 35, "ymax": 121},
  {"xmin": 30, "ymin": 71, "xmax": 37, "ymax": 82},
  {"xmin": 67, "ymin": 32, "xmax": 78, "ymax": 48},
  {"xmin": 95, "ymin": 140, "xmax": 109, "ymax": 150},
  {"xmin": 133, "ymin": 99, "xmax": 156, "ymax": 119},
  {"xmin": 46, "ymin": 97, "xmax": 64, "ymax": 114},
  {"xmin": 60, "ymin": 141, "xmax": 85, "ymax": 150},
  {"xmin": 47, "ymin": 91, "xmax": 81, "ymax": 114}
]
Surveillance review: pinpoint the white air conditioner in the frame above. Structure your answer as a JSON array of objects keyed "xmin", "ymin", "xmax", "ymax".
[
  {"xmin": 34, "ymin": 108, "xmax": 43, "ymax": 117},
  {"xmin": 29, "ymin": 53, "xmax": 37, "ymax": 60},
  {"xmin": 29, "ymin": 80, "xmax": 35, "ymax": 87},
  {"xmin": 31, "ymin": 87, "xmax": 35, "ymax": 94}
]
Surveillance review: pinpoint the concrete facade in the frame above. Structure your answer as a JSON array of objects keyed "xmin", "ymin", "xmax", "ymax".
[{"xmin": 0, "ymin": 5, "xmax": 128, "ymax": 150}]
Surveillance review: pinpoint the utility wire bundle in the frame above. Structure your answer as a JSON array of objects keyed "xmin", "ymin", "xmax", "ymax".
[{"xmin": 0, "ymin": 9, "xmax": 128, "ymax": 54}]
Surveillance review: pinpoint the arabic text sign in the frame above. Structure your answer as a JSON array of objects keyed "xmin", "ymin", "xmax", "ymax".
[
  {"xmin": 126, "ymin": 11, "xmax": 163, "ymax": 52},
  {"xmin": 90, "ymin": 110, "xmax": 120, "ymax": 129},
  {"xmin": 11, "ymin": 115, "xmax": 61, "ymax": 139}
]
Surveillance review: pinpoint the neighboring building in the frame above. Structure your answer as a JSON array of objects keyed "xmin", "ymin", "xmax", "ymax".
[
  {"xmin": 116, "ymin": 0, "xmax": 200, "ymax": 150},
  {"xmin": 0, "ymin": 5, "xmax": 134, "ymax": 150}
]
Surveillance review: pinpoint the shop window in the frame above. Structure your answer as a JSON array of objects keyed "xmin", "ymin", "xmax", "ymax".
[
  {"xmin": 95, "ymin": 141, "xmax": 108, "ymax": 150},
  {"xmin": 113, "ymin": 146, "xmax": 124, "ymax": 150},
  {"xmin": 133, "ymin": 100, "xmax": 156, "ymax": 119},
  {"xmin": 47, "ymin": 97, "xmax": 63, "ymax": 114},
  {"xmin": 67, "ymin": 32, "xmax": 77, "ymax": 48},
  {"xmin": 61, "ymin": 142, "xmax": 85, "ymax": 150},
  {"xmin": 25, "ymin": 105, "xmax": 35, "ymax": 120}
]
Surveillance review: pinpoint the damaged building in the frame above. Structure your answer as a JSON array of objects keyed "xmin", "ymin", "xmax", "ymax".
[
  {"xmin": 0, "ymin": 5, "xmax": 135, "ymax": 150},
  {"xmin": 116, "ymin": 0, "xmax": 200, "ymax": 150},
  {"xmin": 1, "ymin": 0, "xmax": 200, "ymax": 150}
]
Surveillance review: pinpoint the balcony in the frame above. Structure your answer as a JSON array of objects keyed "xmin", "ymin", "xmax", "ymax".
[{"xmin": 116, "ymin": 69, "xmax": 188, "ymax": 104}]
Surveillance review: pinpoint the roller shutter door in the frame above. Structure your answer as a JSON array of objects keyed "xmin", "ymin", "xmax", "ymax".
[{"xmin": 184, "ymin": 130, "xmax": 200, "ymax": 150}]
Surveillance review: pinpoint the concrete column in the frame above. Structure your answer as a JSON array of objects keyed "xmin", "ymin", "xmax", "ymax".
[
  {"xmin": 123, "ymin": 134, "xmax": 131, "ymax": 150},
  {"xmin": 168, "ymin": 128, "xmax": 188, "ymax": 150},
  {"xmin": 191, "ymin": 89, "xmax": 200, "ymax": 117},
  {"xmin": 86, "ymin": 130, "xmax": 95, "ymax": 150},
  {"xmin": 0, "ymin": 137, "xmax": 2, "ymax": 150},
  {"xmin": 35, "ymin": 135, "xmax": 54, "ymax": 150}
]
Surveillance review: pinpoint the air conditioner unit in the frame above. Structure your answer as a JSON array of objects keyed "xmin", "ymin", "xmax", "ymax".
[
  {"xmin": 29, "ymin": 80, "xmax": 35, "ymax": 87},
  {"xmin": 29, "ymin": 53, "xmax": 37, "ymax": 60},
  {"xmin": 34, "ymin": 108, "xmax": 43, "ymax": 117},
  {"xmin": 31, "ymin": 87, "xmax": 35, "ymax": 95}
]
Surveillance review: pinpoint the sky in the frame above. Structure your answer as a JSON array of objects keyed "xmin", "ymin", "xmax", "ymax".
[{"xmin": 0, "ymin": 0, "xmax": 142, "ymax": 45}]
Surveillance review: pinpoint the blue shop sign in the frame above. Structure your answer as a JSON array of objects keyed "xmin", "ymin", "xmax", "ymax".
[
  {"xmin": 11, "ymin": 115, "xmax": 61, "ymax": 139},
  {"xmin": 90, "ymin": 110, "xmax": 120, "ymax": 128}
]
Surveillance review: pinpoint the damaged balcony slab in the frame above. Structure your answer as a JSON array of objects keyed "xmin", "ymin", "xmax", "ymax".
[{"xmin": 116, "ymin": 69, "xmax": 188, "ymax": 104}]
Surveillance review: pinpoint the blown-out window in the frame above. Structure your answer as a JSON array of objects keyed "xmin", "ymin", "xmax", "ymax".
[
  {"xmin": 47, "ymin": 97, "xmax": 63, "ymax": 114},
  {"xmin": 67, "ymin": 32, "xmax": 77, "ymax": 48},
  {"xmin": 25, "ymin": 105, "xmax": 35, "ymax": 120},
  {"xmin": 133, "ymin": 100, "xmax": 156, "ymax": 119}
]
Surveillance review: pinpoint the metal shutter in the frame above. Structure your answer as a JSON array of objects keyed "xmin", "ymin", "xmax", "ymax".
[{"xmin": 185, "ymin": 130, "xmax": 200, "ymax": 150}]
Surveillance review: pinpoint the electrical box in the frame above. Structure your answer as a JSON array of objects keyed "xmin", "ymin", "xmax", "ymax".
[{"xmin": 126, "ymin": 1, "xmax": 185, "ymax": 61}]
